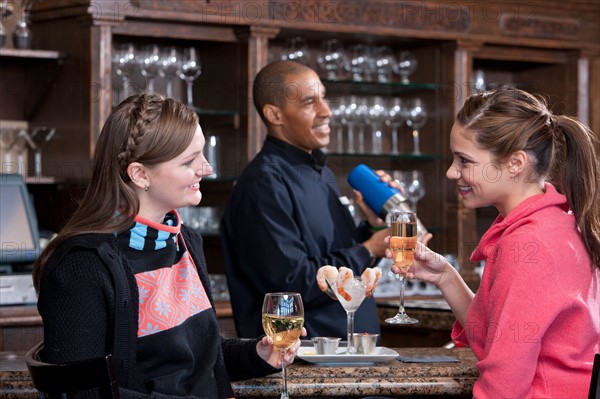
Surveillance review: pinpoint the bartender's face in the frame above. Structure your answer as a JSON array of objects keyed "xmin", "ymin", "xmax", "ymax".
[{"xmin": 273, "ymin": 70, "xmax": 332, "ymax": 152}]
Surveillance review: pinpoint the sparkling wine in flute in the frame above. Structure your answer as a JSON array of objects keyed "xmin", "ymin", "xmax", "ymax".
[
  {"xmin": 385, "ymin": 211, "xmax": 419, "ymax": 324},
  {"xmin": 390, "ymin": 221, "xmax": 418, "ymax": 272},
  {"xmin": 262, "ymin": 314, "xmax": 305, "ymax": 350}
]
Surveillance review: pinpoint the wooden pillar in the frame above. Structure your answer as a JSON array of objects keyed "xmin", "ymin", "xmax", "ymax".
[{"xmin": 236, "ymin": 26, "xmax": 279, "ymax": 161}]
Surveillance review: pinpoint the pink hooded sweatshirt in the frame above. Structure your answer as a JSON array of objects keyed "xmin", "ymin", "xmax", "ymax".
[{"xmin": 452, "ymin": 183, "xmax": 600, "ymax": 398}]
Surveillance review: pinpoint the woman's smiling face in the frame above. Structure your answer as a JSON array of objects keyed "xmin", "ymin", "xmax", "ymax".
[{"xmin": 446, "ymin": 122, "xmax": 514, "ymax": 215}]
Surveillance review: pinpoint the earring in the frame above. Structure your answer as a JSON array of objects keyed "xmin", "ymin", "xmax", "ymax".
[{"xmin": 144, "ymin": 185, "xmax": 149, "ymax": 192}]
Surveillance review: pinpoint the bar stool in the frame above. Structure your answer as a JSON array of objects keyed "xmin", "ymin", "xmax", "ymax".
[{"xmin": 25, "ymin": 341, "xmax": 120, "ymax": 398}]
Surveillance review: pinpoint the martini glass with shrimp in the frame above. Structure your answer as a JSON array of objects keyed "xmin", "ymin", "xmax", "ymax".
[{"xmin": 333, "ymin": 273, "xmax": 367, "ymax": 354}]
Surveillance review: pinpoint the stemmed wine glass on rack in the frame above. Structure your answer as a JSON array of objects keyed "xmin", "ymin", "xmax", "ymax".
[
  {"xmin": 385, "ymin": 210, "xmax": 419, "ymax": 325},
  {"xmin": 343, "ymin": 95, "xmax": 359, "ymax": 154},
  {"xmin": 262, "ymin": 293, "xmax": 304, "ymax": 399},
  {"xmin": 329, "ymin": 97, "xmax": 346, "ymax": 153},
  {"xmin": 365, "ymin": 96, "xmax": 387, "ymax": 154},
  {"xmin": 405, "ymin": 170, "xmax": 426, "ymax": 212},
  {"xmin": 139, "ymin": 44, "xmax": 161, "ymax": 93},
  {"xmin": 112, "ymin": 43, "xmax": 137, "ymax": 104},
  {"xmin": 316, "ymin": 39, "xmax": 345, "ymax": 80},
  {"xmin": 386, "ymin": 98, "xmax": 404, "ymax": 155},
  {"xmin": 393, "ymin": 51, "xmax": 417, "ymax": 84},
  {"xmin": 281, "ymin": 37, "xmax": 311, "ymax": 64},
  {"xmin": 178, "ymin": 47, "xmax": 202, "ymax": 107},
  {"xmin": 405, "ymin": 98, "xmax": 427, "ymax": 155},
  {"xmin": 332, "ymin": 276, "xmax": 367, "ymax": 354},
  {"xmin": 159, "ymin": 46, "xmax": 180, "ymax": 98}
]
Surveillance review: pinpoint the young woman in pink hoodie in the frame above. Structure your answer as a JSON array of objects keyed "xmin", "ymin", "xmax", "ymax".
[{"xmin": 393, "ymin": 88, "xmax": 600, "ymax": 398}]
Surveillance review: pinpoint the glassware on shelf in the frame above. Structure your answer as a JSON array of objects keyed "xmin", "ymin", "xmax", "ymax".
[
  {"xmin": 473, "ymin": 69, "xmax": 486, "ymax": 93},
  {"xmin": 354, "ymin": 97, "xmax": 369, "ymax": 153},
  {"xmin": 405, "ymin": 98, "xmax": 427, "ymax": 155},
  {"xmin": 139, "ymin": 44, "xmax": 162, "ymax": 93},
  {"xmin": 316, "ymin": 39, "xmax": 346, "ymax": 80},
  {"xmin": 280, "ymin": 36, "xmax": 311, "ymax": 64},
  {"xmin": 404, "ymin": 170, "xmax": 426, "ymax": 212},
  {"xmin": 365, "ymin": 96, "xmax": 387, "ymax": 154},
  {"xmin": 112, "ymin": 43, "xmax": 137, "ymax": 104},
  {"xmin": 374, "ymin": 46, "xmax": 396, "ymax": 83},
  {"xmin": 345, "ymin": 44, "xmax": 372, "ymax": 82},
  {"xmin": 159, "ymin": 46, "xmax": 180, "ymax": 98},
  {"xmin": 329, "ymin": 97, "xmax": 346, "ymax": 153},
  {"xmin": 178, "ymin": 47, "xmax": 202, "ymax": 107},
  {"xmin": 342, "ymin": 95, "xmax": 359, "ymax": 154},
  {"xmin": 386, "ymin": 98, "xmax": 405, "ymax": 155},
  {"xmin": 262, "ymin": 293, "xmax": 304, "ymax": 399},
  {"xmin": 385, "ymin": 210, "xmax": 419, "ymax": 325},
  {"xmin": 29, "ymin": 127, "xmax": 55, "ymax": 178},
  {"xmin": 393, "ymin": 51, "xmax": 417, "ymax": 84}
]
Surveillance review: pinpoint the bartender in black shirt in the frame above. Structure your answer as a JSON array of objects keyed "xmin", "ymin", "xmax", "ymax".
[{"xmin": 220, "ymin": 60, "xmax": 403, "ymax": 339}]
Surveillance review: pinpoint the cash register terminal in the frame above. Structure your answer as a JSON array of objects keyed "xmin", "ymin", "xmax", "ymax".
[{"xmin": 0, "ymin": 173, "xmax": 41, "ymax": 305}]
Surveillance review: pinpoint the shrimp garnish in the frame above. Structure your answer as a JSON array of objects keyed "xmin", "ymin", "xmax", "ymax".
[
  {"xmin": 361, "ymin": 267, "xmax": 382, "ymax": 297},
  {"xmin": 335, "ymin": 267, "xmax": 354, "ymax": 301}
]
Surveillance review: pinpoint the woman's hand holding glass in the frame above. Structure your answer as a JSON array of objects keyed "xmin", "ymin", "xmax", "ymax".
[
  {"xmin": 390, "ymin": 242, "xmax": 451, "ymax": 286},
  {"xmin": 256, "ymin": 326, "xmax": 307, "ymax": 369}
]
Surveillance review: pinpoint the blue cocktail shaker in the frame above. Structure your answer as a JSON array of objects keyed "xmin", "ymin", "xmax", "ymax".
[{"xmin": 347, "ymin": 164, "xmax": 427, "ymax": 234}]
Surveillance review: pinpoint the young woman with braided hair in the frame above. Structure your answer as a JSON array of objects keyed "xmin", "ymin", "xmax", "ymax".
[
  {"xmin": 391, "ymin": 87, "xmax": 600, "ymax": 398},
  {"xmin": 32, "ymin": 93, "xmax": 304, "ymax": 399}
]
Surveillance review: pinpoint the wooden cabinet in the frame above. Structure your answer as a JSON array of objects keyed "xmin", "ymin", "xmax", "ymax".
[{"xmin": 16, "ymin": 0, "xmax": 600, "ymax": 285}]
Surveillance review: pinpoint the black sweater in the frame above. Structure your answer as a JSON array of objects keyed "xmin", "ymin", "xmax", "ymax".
[{"xmin": 37, "ymin": 226, "xmax": 277, "ymax": 398}]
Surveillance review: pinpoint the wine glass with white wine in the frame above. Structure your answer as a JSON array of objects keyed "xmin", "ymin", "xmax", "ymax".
[
  {"xmin": 262, "ymin": 293, "xmax": 304, "ymax": 399},
  {"xmin": 385, "ymin": 210, "xmax": 419, "ymax": 324}
]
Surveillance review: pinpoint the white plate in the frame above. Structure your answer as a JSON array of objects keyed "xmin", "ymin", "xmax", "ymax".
[{"xmin": 297, "ymin": 346, "xmax": 399, "ymax": 365}]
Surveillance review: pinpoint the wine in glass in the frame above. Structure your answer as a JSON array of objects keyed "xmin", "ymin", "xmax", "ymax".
[
  {"xmin": 178, "ymin": 47, "xmax": 202, "ymax": 107},
  {"xmin": 333, "ymin": 276, "xmax": 367, "ymax": 354},
  {"xmin": 385, "ymin": 210, "xmax": 419, "ymax": 324},
  {"xmin": 262, "ymin": 293, "xmax": 304, "ymax": 399}
]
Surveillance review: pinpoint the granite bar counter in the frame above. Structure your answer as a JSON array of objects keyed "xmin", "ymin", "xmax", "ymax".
[{"xmin": 1, "ymin": 347, "xmax": 477, "ymax": 398}]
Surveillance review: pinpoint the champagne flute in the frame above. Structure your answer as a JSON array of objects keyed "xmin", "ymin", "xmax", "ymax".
[
  {"xmin": 333, "ymin": 276, "xmax": 367, "ymax": 354},
  {"xmin": 178, "ymin": 47, "xmax": 202, "ymax": 107},
  {"xmin": 385, "ymin": 210, "xmax": 419, "ymax": 324},
  {"xmin": 262, "ymin": 293, "xmax": 304, "ymax": 399}
]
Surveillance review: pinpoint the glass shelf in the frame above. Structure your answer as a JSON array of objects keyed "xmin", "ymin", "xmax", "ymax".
[
  {"xmin": 189, "ymin": 107, "xmax": 241, "ymax": 117},
  {"xmin": 326, "ymin": 151, "xmax": 440, "ymax": 161},
  {"xmin": 0, "ymin": 48, "xmax": 66, "ymax": 61},
  {"xmin": 322, "ymin": 79, "xmax": 438, "ymax": 96}
]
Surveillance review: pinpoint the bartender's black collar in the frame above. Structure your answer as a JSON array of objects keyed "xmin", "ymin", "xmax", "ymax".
[{"xmin": 266, "ymin": 135, "xmax": 327, "ymax": 172}]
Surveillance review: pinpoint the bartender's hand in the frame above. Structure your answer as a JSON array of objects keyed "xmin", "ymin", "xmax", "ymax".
[
  {"xmin": 256, "ymin": 327, "xmax": 307, "ymax": 369},
  {"xmin": 353, "ymin": 169, "xmax": 401, "ymax": 228}
]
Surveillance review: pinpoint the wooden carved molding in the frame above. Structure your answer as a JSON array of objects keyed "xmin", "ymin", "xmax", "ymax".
[
  {"xmin": 499, "ymin": 14, "xmax": 580, "ymax": 41},
  {"xmin": 131, "ymin": 0, "xmax": 471, "ymax": 33},
  {"xmin": 32, "ymin": 0, "xmax": 133, "ymax": 24}
]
